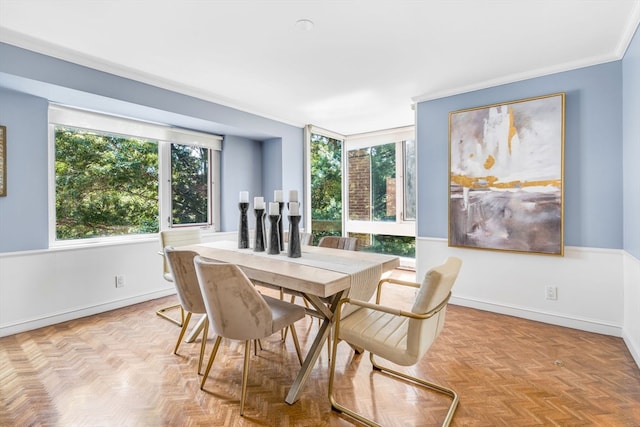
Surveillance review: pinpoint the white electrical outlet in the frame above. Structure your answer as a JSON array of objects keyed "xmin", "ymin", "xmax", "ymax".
[
  {"xmin": 545, "ymin": 285, "xmax": 557, "ymax": 300},
  {"xmin": 115, "ymin": 275, "xmax": 125, "ymax": 288}
]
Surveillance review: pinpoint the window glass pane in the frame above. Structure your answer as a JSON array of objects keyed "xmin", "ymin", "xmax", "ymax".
[
  {"xmin": 349, "ymin": 233, "xmax": 415, "ymax": 257},
  {"xmin": 371, "ymin": 143, "xmax": 396, "ymax": 221},
  {"xmin": 310, "ymin": 133, "xmax": 342, "ymax": 244},
  {"xmin": 404, "ymin": 139, "xmax": 416, "ymax": 220},
  {"xmin": 348, "ymin": 142, "xmax": 396, "ymax": 222},
  {"xmin": 171, "ymin": 143, "xmax": 209, "ymax": 225},
  {"xmin": 55, "ymin": 126, "xmax": 159, "ymax": 240}
]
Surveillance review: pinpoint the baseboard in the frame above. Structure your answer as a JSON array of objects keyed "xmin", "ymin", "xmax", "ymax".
[
  {"xmin": 450, "ymin": 295, "xmax": 623, "ymax": 337},
  {"xmin": 0, "ymin": 288, "xmax": 176, "ymax": 338},
  {"xmin": 623, "ymin": 330, "xmax": 640, "ymax": 368}
]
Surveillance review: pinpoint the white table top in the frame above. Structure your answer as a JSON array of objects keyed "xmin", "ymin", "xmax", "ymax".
[{"xmin": 180, "ymin": 240, "xmax": 399, "ymax": 299}]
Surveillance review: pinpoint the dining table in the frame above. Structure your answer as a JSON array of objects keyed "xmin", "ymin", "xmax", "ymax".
[{"xmin": 179, "ymin": 239, "xmax": 400, "ymax": 404}]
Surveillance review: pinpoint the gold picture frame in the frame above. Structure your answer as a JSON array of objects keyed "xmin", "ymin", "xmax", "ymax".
[
  {"xmin": 0, "ymin": 125, "xmax": 5, "ymax": 197},
  {"xmin": 448, "ymin": 93, "xmax": 565, "ymax": 256}
]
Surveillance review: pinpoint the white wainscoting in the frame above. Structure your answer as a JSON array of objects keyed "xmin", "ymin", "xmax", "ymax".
[
  {"xmin": 0, "ymin": 232, "xmax": 236, "ymax": 337},
  {"xmin": 416, "ymin": 237, "xmax": 625, "ymax": 337},
  {"xmin": 3, "ymin": 234, "xmax": 638, "ymax": 371}
]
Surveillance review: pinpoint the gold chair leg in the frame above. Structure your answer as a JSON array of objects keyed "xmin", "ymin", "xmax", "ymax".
[
  {"xmin": 284, "ymin": 295, "xmax": 311, "ymax": 341},
  {"xmin": 200, "ymin": 336, "xmax": 222, "ymax": 390},
  {"xmin": 370, "ymin": 354, "xmax": 459, "ymax": 426},
  {"xmin": 328, "ymin": 340, "xmax": 459, "ymax": 427},
  {"xmin": 241, "ymin": 340, "xmax": 251, "ymax": 416},
  {"xmin": 156, "ymin": 304, "xmax": 185, "ymax": 326},
  {"xmin": 280, "ymin": 289, "xmax": 285, "ymax": 340},
  {"xmin": 198, "ymin": 318, "xmax": 209, "ymax": 375},
  {"xmin": 288, "ymin": 323, "xmax": 304, "ymax": 365},
  {"xmin": 173, "ymin": 312, "xmax": 192, "ymax": 354}
]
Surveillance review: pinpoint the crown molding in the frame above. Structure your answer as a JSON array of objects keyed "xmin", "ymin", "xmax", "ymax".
[{"xmin": 0, "ymin": 29, "xmax": 304, "ymax": 129}]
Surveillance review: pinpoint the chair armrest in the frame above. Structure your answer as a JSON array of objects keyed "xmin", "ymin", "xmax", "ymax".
[
  {"xmin": 375, "ymin": 276, "xmax": 420, "ymax": 304},
  {"xmin": 335, "ymin": 292, "xmax": 452, "ymax": 323}
]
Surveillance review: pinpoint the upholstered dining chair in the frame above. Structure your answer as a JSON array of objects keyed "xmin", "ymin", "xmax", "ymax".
[
  {"xmin": 284, "ymin": 230, "xmax": 313, "ymax": 246},
  {"xmin": 164, "ymin": 247, "xmax": 208, "ymax": 374},
  {"xmin": 157, "ymin": 228, "xmax": 201, "ymax": 326},
  {"xmin": 328, "ymin": 257, "xmax": 463, "ymax": 427},
  {"xmin": 193, "ymin": 256, "xmax": 306, "ymax": 415},
  {"xmin": 314, "ymin": 235, "xmax": 360, "ymax": 356},
  {"xmin": 318, "ymin": 235, "xmax": 359, "ymax": 251}
]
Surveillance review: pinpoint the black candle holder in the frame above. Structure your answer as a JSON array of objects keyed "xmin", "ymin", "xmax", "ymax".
[
  {"xmin": 287, "ymin": 215, "xmax": 302, "ymax": 258},
  {"xmin": 238, "ymin": 202, "xmax": 249, "ymax": 249},
  {"xmin": 277, "ymin": 202, "xmax": 285, "ymax": 251},
  {"xmin": 254, "ymin": 209, "xmax": 266, "ymax": 252},
  {"xmin": 268, "ymin": 214, "xmax": 281, "ymax": 255}
]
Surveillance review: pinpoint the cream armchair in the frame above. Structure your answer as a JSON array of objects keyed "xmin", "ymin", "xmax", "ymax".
[
  {"xmin": 194, "ymin": 256, "xmax": 306, "ymax": 416},
  {"xmin": 328, "ymin": 257, "xmax": 462, "ymax": 427},
  {"xmin": 164, "ymin": 247, "xmax": 208, "ymax": 374},
  {"xmin": 157, "ymin": 228, "xmax": 201, "ymax": 325}
]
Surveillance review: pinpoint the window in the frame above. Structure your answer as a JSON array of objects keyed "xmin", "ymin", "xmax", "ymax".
[
  {"xmin": 169, "ymin": 143, "xmax": 210, "ymax": 226},
  {"xmin": 309, "ymin": 130, "xmax": 344, "ymax": 245},
  {"xmin": 307, "ymin": 125, "xmax": 416, "ymax": 259},
  {"xmin": 404, "ymin": 139, "xmax": 417, "ymax": 221},
  {"xmin": 50, "ymin": 105, "xmax": 221, "ymax": 243},
  {"xmin": 348, "ymin": 142, "xmax": 397, "ymax": 222},
  {"xmin": 54, "ymin": 127, "xmax": 159, "ymax": 240}
]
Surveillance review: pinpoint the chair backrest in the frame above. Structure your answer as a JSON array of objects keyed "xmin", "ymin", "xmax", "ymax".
[
  {"xmin": 164, "ymin": 247, "xmax": 206, "ymax": 314},
  {"xmin": 318, "ymin": 236, "xmax": 358, "ymax": 251},
  {"xmin": 300, "ymin": 232, "xmax": 313, "ymax": 246},
  {"xmin": 284, "ymin": 231, "xmax": 313, "ymax": 246},
  {"xmin": 407, "ymin": 257, "xmax": 462, "ymax": 360},
  {"xmin": 160, "ymin": 229, "xmax": 201, "ymax": 278},
  {"xmin": 193, "ymin": 256, "xmax": 273, "ymax": 341}
]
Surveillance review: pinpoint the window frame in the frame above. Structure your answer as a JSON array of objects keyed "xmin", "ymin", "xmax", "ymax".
[
  {"xmin": 344, "ymin": 126, "xmax": 416, "ymax": 238},
  {"xmin": 305, "ymin": 124, "xmax": 416, "ymax": 241},
  {"xmin": 48, "ymin": 104, "xmax": 221, "ymax": 246}
]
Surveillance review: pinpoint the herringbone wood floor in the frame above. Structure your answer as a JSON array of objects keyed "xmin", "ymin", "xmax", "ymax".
[{"xmin": 1, "ymin": 274, "xmax": 639, "ymax": 426}]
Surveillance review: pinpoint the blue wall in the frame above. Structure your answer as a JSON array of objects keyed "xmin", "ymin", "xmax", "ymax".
[
  {"xmin": 220, "ymin": 135, "xmax": 263, "ymax": 232},
  {"xmin": 0, "ymin": 89, "xmax": 49, "ymax": 251},
  {"xmin": 0, "ymin": 43, "xmax": 304, "ymax": 253},
  {"xmin": 623, "ymin": 27, "xmax": 640, "ymax": 258},
  {"xmin": 416, "ymin": 61, "xmax": 623, "ymax": 249}
]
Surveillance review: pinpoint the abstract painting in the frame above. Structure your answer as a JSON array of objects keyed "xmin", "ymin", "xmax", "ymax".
[{"xmin": 449, "ymin": 93, "xmax": 565, "ymax": 255}]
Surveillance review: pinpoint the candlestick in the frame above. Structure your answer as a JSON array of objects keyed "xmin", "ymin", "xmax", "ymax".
[
  {"xmin": 287, "ymin": 215, "xmax": 302, "ymax": 258},
  {"xmin": 268, "ymin": 214, "xmax": 281, "ymax": 254},
  {"xmin": 254, "ymin": 208, "xmax": 266, "ymax": 252},
  {"xmin": 238, "ymin": 202, "xmax": 250, "ymax": 249},
  {"xmin": 277, "ymin": 201, "xmax": 284, "ymax": 250},
  {"xmin": 239, "ymin": 191, "xmax": 249, "ymax": 203}
]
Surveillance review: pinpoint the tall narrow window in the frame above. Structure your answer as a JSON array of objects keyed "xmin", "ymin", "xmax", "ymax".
[
  {"xmin": 403, "ymin": 139, "xmax": 417, "ymax": 221},
  {"xmin": 310, "ymin": 132, "xmax": 343, "ymax": 244},
  {"xmin": 171, "ymin": 143, "xmax": 210, "ymax": 226}
]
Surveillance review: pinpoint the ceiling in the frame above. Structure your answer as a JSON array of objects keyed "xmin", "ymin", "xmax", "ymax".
[{"xmin": 1, "ymin": 0, "xmax": 639, "ymax": 136}]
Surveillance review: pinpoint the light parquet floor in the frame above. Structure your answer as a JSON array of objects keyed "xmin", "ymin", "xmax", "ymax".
[{"xmin": 1, "ymin": 274, "xmax": 639, "ymax": 426}]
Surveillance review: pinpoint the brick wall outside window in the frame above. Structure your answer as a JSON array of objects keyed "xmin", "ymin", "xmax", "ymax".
[{"xmin": 348, "ymin": 149, "xmax": 371, "ymax": 221}]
